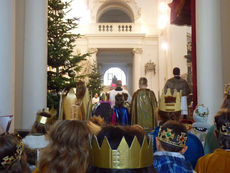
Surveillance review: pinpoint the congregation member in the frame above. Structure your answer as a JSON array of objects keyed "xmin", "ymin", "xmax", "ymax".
[
  {"xmin": 112, "ymin": 93, "xmax": 130, "ymax": 125},
  {"xmin": 93, "ymin": 92, "xmax": 113, "ymax": 123},
  {"xmin": 149, "ymin": 88, "xmax": 204, "ymax": 168},
  {"xmin": 109, "ymin": 80, "xmax": 131, "ymax": 108},
  {"xmin": 0, "ymin": 133, "xmax": 30, "ymax": 173},
  {"xmin": 23, "ymin": 110, "xmax": 54, "ymax": 170},
  {"xmin": 23, "ymin": 110, "xmax": 54, "ymax": 149},
  {"xmin": 164, "ymin": 67, "xmax": 190, "ymax": 119},
  {"xmin": 195, "ymin": 110, "xmax": 230, "ymax": 172},
  {"xmin": 63, "ymin": 80, "xmax": 91, "ymax": 120},
  {"xmin": 87, "ymin": 125, "xmax": 157, "ymax": 173},
  {"xmin": 204, "ymin": 83, "xmax": 230, "ymax": 154},
  {"xmin": 131, "ymin": 77, "xmax": 158, "ymax": 132},
  {"xmin": 154, "ymin": 121, "xmax": 193, "ymax": 173},
  {"xmin": 190, "ymin": 104, "xmax": 211, "ymax": 144},
  {"xmin": 92, "ymin": 93, "xmax": 99, "ymax": 105},
  {"xmin": 35, "ymin": 120, "xmax": 90, "ymax": 173}
]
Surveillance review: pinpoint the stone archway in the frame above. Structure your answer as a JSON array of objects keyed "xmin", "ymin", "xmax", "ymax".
[{"xmin": 97, "ymin": 48, "xmax": 133, "ymax": 94}]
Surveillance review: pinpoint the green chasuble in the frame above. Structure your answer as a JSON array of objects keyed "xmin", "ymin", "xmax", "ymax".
[{"xmin": 131, "ymin": 88, "xmax": 158, "ymax": 132}]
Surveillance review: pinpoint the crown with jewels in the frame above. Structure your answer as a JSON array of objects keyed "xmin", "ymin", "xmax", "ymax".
[
  {"xmin": 160, "ymin": 89, "xmax": 182, "ymax": 112},
  {"xmin": 218, "ymin": 122, "xmax": 230, "ymax": 136},
  {"xmin": 0, "ymin": 135, "xmax": 24, "ymax": 168},
  {"xmin": 224, "ymin": 84, "xmax": 230, "ymax": 96},
  {"xmin": 36, "ymin": 108, "xmax": 55, "ymax": 125},
  {"xmin": 158, "ymin": 127, "xmax": 188, "ymax": 148},
  {"xmin": 89, "ymin": 135, "xmax": 153, "ymax": 169}
]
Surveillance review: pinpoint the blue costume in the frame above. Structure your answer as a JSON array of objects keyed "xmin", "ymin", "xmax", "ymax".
[
  {"xmin": 113, "ymin": 106, "xmax": 130, "ymax": 125},
  {"xmin": 149, "ymin": 125, "xmax": 204, "ymax": 168},
  {"xmin": 154, "ymin": 151, "xmax": 193, "ymax": 173}
]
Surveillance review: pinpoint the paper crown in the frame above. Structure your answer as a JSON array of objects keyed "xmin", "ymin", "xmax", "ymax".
[
  {"xmin": 0, "ymin": 135, "xmax": 24, "ymax": 168},
  {"xmin": 36, "ymin": 108, "xmax": 55, "ymax": 124},
  {"xmin": 158, "ymin": 128, "xmax": 188, "ymax": 148},
  {"xmin": 224, "ymin": 84, "xmax": 230, "ymax": 95},
  {"xmin": 160, "ymin": 89, "xmax": 182, "ymax": 112},
  {"xmin": 90, "ymin": 135, "xmax": 153, "ymax": 169},
  {"xmin": 218, "ymin": 122, "xmax": 230, "ymax": 136}
]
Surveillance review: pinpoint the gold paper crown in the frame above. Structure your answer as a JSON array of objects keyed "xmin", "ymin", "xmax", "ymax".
[
  {"xmin": 158, "ymin": 128, "xmax": 188, "ymax": 148},
  {"xmin": 224, "ymin": 84, "xmax": 230, "ymax": 96},
  {"xmin": 90, "ymin": 135, "xmax": 153, "ymax": 169},
  {"xmin": 218, "ymin": 122, "xmax": 230, "ymax": 136},
  {"xmin": 0, "ymin": 136, "xmax": 24, "ymax": 168},
  {"xmin": 36, "ymin": 108, "xmax": 55, "ymax": 124},
  {"xmin": 159, "ymin": 89, "xmax": 182, "ymax": 112}
]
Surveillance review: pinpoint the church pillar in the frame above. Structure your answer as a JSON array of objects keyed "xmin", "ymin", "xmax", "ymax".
[
  {"xmin": 0, "ymin": 0, "xmax": 15, "ymax": 116},
  {"xmin": 22, "ymin": 0, "xmax": 47, "ymax": 129},
  {"xmin": 126, "ymin": 63, "xmax": 133, "ymax": 94},
  {"xmin": 132, "ymin": 48, "xmax": 143, "ymax": 91},
  {"xmin": 196, "ymin": 0, "xmax": 223, "ymax": 124}
]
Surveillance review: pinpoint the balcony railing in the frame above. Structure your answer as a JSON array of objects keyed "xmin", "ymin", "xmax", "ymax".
[{"xmin": 97, "ymin": 23, "xmax": 134, "ymax": 33}]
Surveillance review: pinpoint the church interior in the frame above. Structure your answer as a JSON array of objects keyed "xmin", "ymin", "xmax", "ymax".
[{"xmin": 0, "ymin": 0, "xmax": 230, "ymax": 172}]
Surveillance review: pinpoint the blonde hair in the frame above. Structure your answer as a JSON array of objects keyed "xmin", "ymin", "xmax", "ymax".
[{"xmin": 38, "ymin": 120, "xmax": 90, "ymax": 173}]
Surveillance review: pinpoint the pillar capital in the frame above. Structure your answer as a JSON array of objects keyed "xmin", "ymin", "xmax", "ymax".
[
  {"xmin": 132, "ymin": 48, "xmax": 143, "ymax": 55},
  {"xmin": 88, "ymin": 48, "xmax": 98, "ymax": 54}
]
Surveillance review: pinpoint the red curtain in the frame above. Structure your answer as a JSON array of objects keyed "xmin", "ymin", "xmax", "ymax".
[
  {"xmin": 191, "ymin": 0, "xmax": 197, "ymax": 109},
  {"xmin": 169, "ymin": 0, "xmax": 191, "ymax": 26},
  {"xmin": 169, "ymin": 0, "xmax": 197, "ymax": 109}
]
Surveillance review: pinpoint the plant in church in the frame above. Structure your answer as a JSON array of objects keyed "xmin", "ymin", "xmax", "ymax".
[
  {"xmin": 87, "ymin": 62, "xmax": 104, "ymax": 97},
  {"xmin": 47, "ymin": 0, "xmax": 89, "ymax": 110}
]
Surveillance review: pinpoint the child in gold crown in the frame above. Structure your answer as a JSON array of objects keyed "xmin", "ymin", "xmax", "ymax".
[
  {"xmin": 154, "ymin": 120, "xmax": 193, "ymax": 173},
  {"xmin": 195, "ymin": 110, "xmax": 230, "ymax": 173},
  {"xmin": 149, "ymin": 89, "xmax": 204, "ymax": 168}
]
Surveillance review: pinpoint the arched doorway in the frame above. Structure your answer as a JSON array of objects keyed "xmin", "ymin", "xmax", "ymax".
[
  {"xmin": 97, "ymin": 49, "xmax": 133, "ymax": 94},
  {"xmin": 103, "ymin": 67, "xmax": 126, "ymax": 86}
]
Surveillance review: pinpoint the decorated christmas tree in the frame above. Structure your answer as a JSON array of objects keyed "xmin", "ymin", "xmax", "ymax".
[
  {"xmin": 87, "ymin": 63, "xmax": 103, "ymax": 97},
  {"xmin": 47, "ymin": 0, "xmax": 89, "ymax": 110}
]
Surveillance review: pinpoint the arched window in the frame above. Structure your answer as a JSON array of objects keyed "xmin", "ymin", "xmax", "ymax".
[
  {"xmin": 103, "ymin": 67, "xmax": 126, "ymax": 86},
  {"xmin": 98, "ymin": 9, "xmax": 132, "ymax": 23},
  {"xmin": 97, "ymin": 2, "xmax": 134, "ymax": 23}
]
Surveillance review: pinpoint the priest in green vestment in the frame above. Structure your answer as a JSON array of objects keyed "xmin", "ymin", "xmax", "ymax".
[{"xmin": 131, "ymin": 77, "xmax": 158, "ymax": 132}]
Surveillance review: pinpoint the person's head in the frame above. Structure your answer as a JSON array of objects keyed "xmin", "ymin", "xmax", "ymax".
[
  {"xmin": 116, "ymin": 80, "xmax": 122, "ymax": 88},
  {"xmin": 221, "ymin": 84, "xmax": 230, "ymax": 111},
  {"xmin": 0, "ymin": 134, "xmax": 29, "ymax": 173},
  {"xmin": 115, "ymin": 93, "xmax": 124, "ymax": 107},
  {"xmin": 90, "ymin": 116, "xmax": 105, "ymax": 126},
  {"xmin": 122, "ymin": 93, "xmax": 129, "ymax": 101},
  {"xmin": 158, "ymin": 110, "xmax": 181, "ymax": 125},
  {"xmin": 87, "ymin": 126, "xmax": 156, "ymax": 173},
  {"xmin": 100, "ymin": 92, "xmax": 110, "ymax": 101},
  {"xmin": 139, "ymin": 77, "xmax": 148, "ymax": 88},
  {"xmin": 38, "ymin": 120, "xmax": 90, "ymax": 173},
  {"xmin": 173, "ymin": 67, "xmax": 180, "ymax": 76},
  {"xmin": 94, "ymin": 93, "xmax": 99, "ymax": 98},
  {"xmin": 214, "ymin": 110, "xmax": 230, "ymax": 149},
  {"xmin": 31, "ymin": 111, "xmax": 53, "ymax": 134},
  {"xmin": 156, "ymin": 120, "xmax": 188, "ymax": 154},
  {"xmin": 76, "ymin": 81, "xmax": 86, "ymax": 99}
]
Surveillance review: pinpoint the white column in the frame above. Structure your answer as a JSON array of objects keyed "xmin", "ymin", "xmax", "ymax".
[
  {"xmin": 0, "ymin": 1, "xmax": 15, "ymax": 116},
  {"xmin": 196, "ymin": 0, "xmax": 223, "ymax": 124},
  {"xmin": 23, "ymin": 0, "xmax": 47, "ymax": 129},
  {"xmin": 132, "ymin": 48, "xmax": 143, "ymax": 91},
  {"xmin": 126, "ymin": 63, "xmax": 133, "ymax": 94}
]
